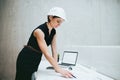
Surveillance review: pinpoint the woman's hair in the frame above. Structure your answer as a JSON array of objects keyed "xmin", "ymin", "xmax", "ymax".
[{"xmin": 47, "ymin": 16, "xmax": 60, "ymax": 22}]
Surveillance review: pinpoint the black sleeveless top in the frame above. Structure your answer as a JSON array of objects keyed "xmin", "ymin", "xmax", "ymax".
[{"xmin": 27, "ymin": 22, "xmax": 56, "ymax": 52}]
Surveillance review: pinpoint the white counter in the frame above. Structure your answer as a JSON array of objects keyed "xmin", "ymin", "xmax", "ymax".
[{"xmin": 34, "ymin": 60, "xmax": 114, "ymax": 80}]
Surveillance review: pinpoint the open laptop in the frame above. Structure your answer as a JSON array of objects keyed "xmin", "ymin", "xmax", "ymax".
[{"xmin": 59, "ymin": 51, "xmax": 78, "ymax": 66}]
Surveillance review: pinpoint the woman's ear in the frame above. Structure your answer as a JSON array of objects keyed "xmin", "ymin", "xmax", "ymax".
[{"xmin": 49, "ymin": 16, "xmax": 53, "ymax": 21}]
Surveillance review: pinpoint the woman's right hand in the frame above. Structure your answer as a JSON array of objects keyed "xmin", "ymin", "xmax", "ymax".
[{"xmin": 55, "ymin": 67, "xmax": 73, "ymax": 78}]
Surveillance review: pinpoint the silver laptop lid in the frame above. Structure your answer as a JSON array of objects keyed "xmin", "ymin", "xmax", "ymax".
[{"xmin": 61, "ymin": 51, "xmax": 78, "ymax": 66}]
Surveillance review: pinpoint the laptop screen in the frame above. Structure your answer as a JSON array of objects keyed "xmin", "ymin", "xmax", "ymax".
[{"xmin": 62, "ymin": 51, "xmax": 78, "ymax": 66}]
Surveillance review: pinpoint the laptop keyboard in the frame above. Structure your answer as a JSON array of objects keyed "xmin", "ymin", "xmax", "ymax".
[{"xmin": 59, "ymin": 63, "xmax": 74, "ymax": 66}]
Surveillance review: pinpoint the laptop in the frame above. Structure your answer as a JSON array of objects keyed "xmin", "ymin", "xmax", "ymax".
[{"xmin": 59, "ymin": 51, "xmax": 78, "ymax": 66}]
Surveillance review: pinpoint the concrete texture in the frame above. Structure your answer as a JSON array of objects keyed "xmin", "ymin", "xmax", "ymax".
[{"xmin": 0, "ymin": 0, "xmax": 120, "ymax": 80}]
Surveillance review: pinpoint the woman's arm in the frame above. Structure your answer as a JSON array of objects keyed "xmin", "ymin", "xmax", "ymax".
[
  {"xmin": 51, "ymin": 34, "xmax": 58, "ymax": 62},
  {"xmin": 33, "ymin": 29, "xmax": 72, "ymax": 78},
  {"xmin": 34, "ymin": 29, "xmax": 60, "ymax": 70}
]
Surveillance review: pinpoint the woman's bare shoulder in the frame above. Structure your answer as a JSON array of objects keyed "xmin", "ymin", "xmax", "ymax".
[{"xmin": 33, "ymin": 29, "xmax": 44, "ymax": 38}]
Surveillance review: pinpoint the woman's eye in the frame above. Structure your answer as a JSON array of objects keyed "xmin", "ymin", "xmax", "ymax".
[
  {"xmin": 57, "ymin": 21, "xmax": 60, "ymax": 23},
  {"xmin": 57, "ymin": 20, "xmax": 61, "ymax": 24}
]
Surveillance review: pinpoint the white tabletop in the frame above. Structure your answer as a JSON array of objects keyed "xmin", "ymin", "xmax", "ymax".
[{"xmin": 35, "ymin": 60, "xmax": 114, "ymax": 80}]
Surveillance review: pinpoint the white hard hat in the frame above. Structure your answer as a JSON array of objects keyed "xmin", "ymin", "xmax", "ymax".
[{"xmin": 47, "ymin": 7, "xmax": 67, "ymax": 21}]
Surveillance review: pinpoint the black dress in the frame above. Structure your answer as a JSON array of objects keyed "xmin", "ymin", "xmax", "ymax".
[{"xmin": 15, "ymin": 22, "xmax": 56, "ymax": 80}]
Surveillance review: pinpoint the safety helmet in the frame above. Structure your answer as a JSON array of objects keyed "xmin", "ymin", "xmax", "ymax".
[{"xmin": 47, "ymin": 7, "xmax": 67, "ymax": 21}]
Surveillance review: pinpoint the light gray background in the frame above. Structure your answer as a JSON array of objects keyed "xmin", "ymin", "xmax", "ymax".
[{"xmin": 0, "ymin": 0, "xmax": 120, "ymax": 80}]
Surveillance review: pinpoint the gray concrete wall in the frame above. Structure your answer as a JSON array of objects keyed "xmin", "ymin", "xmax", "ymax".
[{"xmin": 0, "ymin": 0, "xmax": 120, "ymax": 80}]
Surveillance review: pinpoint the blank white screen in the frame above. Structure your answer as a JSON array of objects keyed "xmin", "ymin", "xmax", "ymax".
[{"xmin": 62, "ymin": 52, "xmax": 77, "ymax": 64}]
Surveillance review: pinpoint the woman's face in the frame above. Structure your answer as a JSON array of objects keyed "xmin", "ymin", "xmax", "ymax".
[{"xmin": 49, "ymin": 16, "xmax": 64, "ymax": 28}]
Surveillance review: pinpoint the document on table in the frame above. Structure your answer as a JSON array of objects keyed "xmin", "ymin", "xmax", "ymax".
[
  {"xmin": 35, "ymin": 61, "xmax": 114, "ymax": 80},
  {"xmin": 36, "ymin": 66, "xmax": 97, "ymax": 80}
]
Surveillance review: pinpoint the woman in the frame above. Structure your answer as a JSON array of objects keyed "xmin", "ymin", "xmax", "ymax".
[{"xmin": 15, "ymin": 7, "xmax": 73, "ymax": 80}]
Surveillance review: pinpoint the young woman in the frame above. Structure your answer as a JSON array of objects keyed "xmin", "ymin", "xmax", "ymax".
[{"xmin": 15, "ymin": 7, "xmax": 73, "ymax": 80}]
